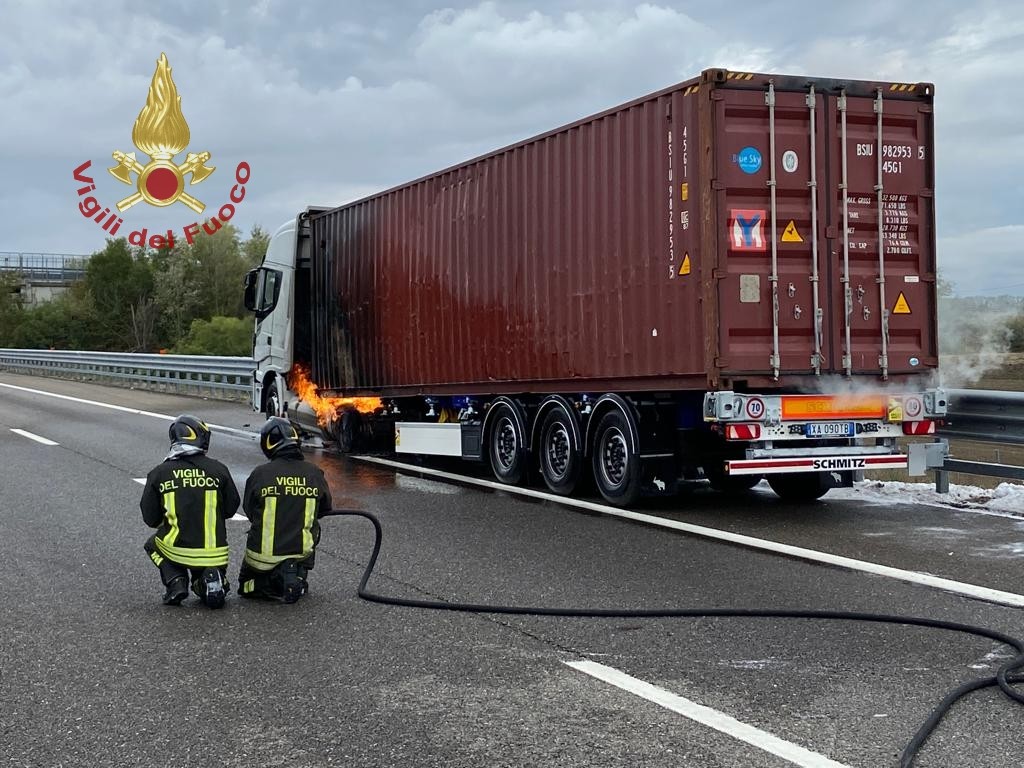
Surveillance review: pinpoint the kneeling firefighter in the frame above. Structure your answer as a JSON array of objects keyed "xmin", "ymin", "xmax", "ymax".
[
  {"xmin": 141, "ymin": 415, "xmax": 240, "ymax": 607},
  {"xmin": 238, "ymin": 417, "xmax": 333, "ymax": 603}
]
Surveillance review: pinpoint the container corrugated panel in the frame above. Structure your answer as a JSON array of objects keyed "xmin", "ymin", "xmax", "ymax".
[{"xmin": 310, "ymin": 68, "xmax": 936, "ymax": 396}]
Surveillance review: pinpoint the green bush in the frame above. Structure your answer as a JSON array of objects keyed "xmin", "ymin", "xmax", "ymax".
[{"xmin": 173, "ymin": 316, "xmax": 252, "ymax": 356}]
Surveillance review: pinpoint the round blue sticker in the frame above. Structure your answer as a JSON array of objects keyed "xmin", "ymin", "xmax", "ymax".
[{"xmin": 737, "ymin": 146, "xmax": 762, "ymax": 174}]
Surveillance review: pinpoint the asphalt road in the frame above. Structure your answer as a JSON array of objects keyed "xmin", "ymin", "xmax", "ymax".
[{"xmin": 1, "ymin": 371, "xmax": 1023, "ymax": 768}]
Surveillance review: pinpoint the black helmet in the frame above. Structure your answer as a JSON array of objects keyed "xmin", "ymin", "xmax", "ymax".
[
  {"xmin": 260, "ymin": 417, "xmax": 301, "ymax": 459},
  {"xmin": 169, "ymin": 414, "xmax": 211, "ymax": 452}
]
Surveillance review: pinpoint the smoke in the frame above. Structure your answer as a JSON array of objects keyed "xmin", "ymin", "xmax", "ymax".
[{"xmin": 935, "ymin": 296, "xmax": 1014, "ymax": 389}]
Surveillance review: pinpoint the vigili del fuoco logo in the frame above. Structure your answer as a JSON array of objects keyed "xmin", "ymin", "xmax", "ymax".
[{"xmin": 72, "ymin": 53, "xmax": 251, "ymax": 249}]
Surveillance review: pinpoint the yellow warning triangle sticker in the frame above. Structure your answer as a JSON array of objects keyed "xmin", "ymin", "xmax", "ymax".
[
  {"xmin": 893, "ymin": 292, "xmax": 912, "ymax": 314},
  {"xmin": 781, "ymin": 220, "xmax": 803, "ymax": 243},
  {"xmin": 680, "ymin": 253, "xmax": 691, "ymax": 275}
]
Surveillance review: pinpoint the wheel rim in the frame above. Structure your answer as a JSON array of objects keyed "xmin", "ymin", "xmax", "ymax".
[
  {"xmin": 599, "ymin": 427, "xmax": 628, "ymax": 489},
  {"xmin": 544, "ymin": 423, "xmax": 571, "ymax": 480},
  {"xmin": 494, "ymin": 416, "xmax": 518, "ymax": 471}
]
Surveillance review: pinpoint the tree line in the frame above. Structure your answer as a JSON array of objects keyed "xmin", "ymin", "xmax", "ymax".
[{"xmin": 0, "ymin": 224, "xmax": 268, "ymax": 356}]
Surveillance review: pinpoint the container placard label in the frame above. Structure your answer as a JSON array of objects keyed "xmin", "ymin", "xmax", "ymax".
[{"xmin": 729, "ymin": 209, "xmax": 766, "ymax": 251}]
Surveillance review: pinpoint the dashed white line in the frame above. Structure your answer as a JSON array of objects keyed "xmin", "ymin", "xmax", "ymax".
[
  {"xmin": 566, "ymin": 660, "xmax": 852, "ymax": 768},
  {"xmin": 10, "ymin": 428, "xmax": 59, "ymax": 446},
  {"xmin": 357, "ymin": 455, "xmax": 1024, "ymax": 609},
  {"xmin": 133, "ymin": 478, "xmax": 146, "ymax": 485}
]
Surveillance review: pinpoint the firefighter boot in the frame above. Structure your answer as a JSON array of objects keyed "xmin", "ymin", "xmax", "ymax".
[
  {"xmin": 281, "ymin": 561, "xmax": 302, "ymax": 604},
  {"xmin": 200, "ymin": 568, "xmax": 226, "ymax": 609},
  {"xmin": 162, "ymin": 575, "xmax": 189, "ymax": 606}
]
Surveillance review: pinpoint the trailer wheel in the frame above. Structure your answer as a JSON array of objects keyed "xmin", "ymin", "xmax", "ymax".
[
  {"xmin": 539, "ymin": 408, "xmax": 582, "ymax": 495},
  {"xmin": 767, "ymin": 472, "xmax": 830, "ymax": 502},
  {"xmin": 331, "ymin": 407, "xmax": 362, "ymax": 454},
  {"xmin": 592, "ymin": 410, "xmax": 641, "ymax": 506},
  {"xmin": 488, "ymin": 403, "xmax": 526, "ymax": 485}
]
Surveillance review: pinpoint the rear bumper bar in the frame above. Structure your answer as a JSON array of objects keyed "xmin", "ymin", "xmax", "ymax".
[{"xmin": 727, "ymin": 454, "xmax": 908, "ymax": 476}]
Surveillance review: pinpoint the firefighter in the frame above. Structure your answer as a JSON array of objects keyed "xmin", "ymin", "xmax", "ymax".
[
  {"xmin": 238, "ymin": 417, "xmax": 333, "ymax": 603},
  {"xmin": 141, "ymin": 415, "xmax": 240, "ymax": 608}
]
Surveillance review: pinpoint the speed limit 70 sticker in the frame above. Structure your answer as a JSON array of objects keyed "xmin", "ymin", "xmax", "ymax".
[{"xmin": 745, "ymin": 397, "xmax": 765, "ymax": 419}]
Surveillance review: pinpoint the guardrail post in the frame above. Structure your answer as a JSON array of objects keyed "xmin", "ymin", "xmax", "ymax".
[{"xmin": 935, "ymin": 469, "xmax": 949, "ymax": 494}]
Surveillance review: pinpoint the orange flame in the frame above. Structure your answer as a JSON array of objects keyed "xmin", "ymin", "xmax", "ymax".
[
  {"xmin": 133, "ymin": 53, "xmax": 190, "ymax": 159},
  {"xmin": 287, "ymin": 363, "xmax": 381, "ymax": 427}
]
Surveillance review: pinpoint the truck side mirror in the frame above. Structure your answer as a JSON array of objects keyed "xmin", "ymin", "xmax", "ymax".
[{"xmin": 243, "ymin": 269, "xmax": 260, "ymax": 312}]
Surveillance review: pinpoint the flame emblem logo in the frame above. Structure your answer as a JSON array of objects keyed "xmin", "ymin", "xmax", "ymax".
[{"xmin": 107, "ymin": 53, "xmax": 215, "ymax": 213}]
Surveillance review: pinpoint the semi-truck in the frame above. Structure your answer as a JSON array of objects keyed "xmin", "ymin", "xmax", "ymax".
[{"xmin": 244, "ymin": 67, "xmax": 947, "ymax": 506}]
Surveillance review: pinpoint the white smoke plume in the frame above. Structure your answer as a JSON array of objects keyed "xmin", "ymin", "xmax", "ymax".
[{"xmin": 935, "ymin": 296, "xmax": 1015, "ymax": 389}]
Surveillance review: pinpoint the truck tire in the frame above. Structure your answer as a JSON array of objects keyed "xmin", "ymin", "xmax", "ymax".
[
  {"xmin": 592, "ymin": 410, "xmax": 641, "ymax": 507},
  {"xmin": 264, "ymin": 379, "xmax": 281, "ymax": 418},
  {"xmin": 539, "ymin": 407, "xmax": 582, "ymax": 496},
  {"xmin": 767, "ymin": 472, "xmax": 830, "ymax": 502},
  {"xmin": 331, "ymin": 407, "xmax": 361, "ymax": 453},
  {"xmin": 488, "ymin": 403, "xmax": 526, "ymax": 485}
]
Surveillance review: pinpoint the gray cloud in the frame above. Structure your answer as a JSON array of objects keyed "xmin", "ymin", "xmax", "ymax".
[{"xmin": 0, "ymin": 0, "xmax": 1021, "ymax": 297}]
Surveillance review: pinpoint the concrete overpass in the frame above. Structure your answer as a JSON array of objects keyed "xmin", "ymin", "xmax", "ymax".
[{"xmin": 0, "ymin": 252, "xmax": 91, "ymax": 306}]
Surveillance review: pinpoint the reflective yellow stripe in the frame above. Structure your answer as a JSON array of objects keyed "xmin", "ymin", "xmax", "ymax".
[
  {"xmin": 204, "ymin": 490, "xmax": 217, "ymax": 549},
  {"xmin": 154, "ymin": 538, "xmax": 229, "ymax": 567},
  {"xmin": 163, "ymin": 492, "xmax": 179, "ymax": 546},
  {"xmin": 243, "ymin": 548, "xmax": 291, "ymax": 570},
  {"xmin": 261, "ymin": 497, "xmax": 277, "ymax": 558},
  {"xmin": 302, "ymin": 498, "xmax": 316, "ymax": 556}
]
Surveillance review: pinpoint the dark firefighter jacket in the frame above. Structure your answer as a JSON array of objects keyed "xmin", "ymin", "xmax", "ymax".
[
  {"xmin": 140, "ymin": 453, "xmax": 240, "ymax": 568},
  {"xmin": 242, "ymin": 453, "xmax": 333, "ymax": 572}
]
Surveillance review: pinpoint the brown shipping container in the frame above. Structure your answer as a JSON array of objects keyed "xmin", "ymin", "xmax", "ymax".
[{"xmin": 310, "ymin": 68, "xmax": 937, "ymax": 397}]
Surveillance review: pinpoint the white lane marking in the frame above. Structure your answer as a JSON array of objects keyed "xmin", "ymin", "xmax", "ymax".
[
  {"xmin": 10, "ymin": 428, "xmax": 59, "ymax": 446},
  {"xmin": 0, "ymin": 381, "xmax": 256, "ymax": 439},
  {"xmin": 357, "ymin": 456, "xmax": 1024, "ymax": 609},
  {"xmin": 133, "ymin": 478, "xmax": 146, "ymax": 485},
  {"xmin": 566, "ymin": 660, "xmax": 851, "ymax": 768}
]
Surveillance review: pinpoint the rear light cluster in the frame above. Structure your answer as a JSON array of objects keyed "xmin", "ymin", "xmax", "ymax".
[
  {"xmin": 725, "ymin": 423, "xmax": 762, "ymax": 440},
  {"xmin": 902, "ymin": 420, "xmax": 935, "ymax": 435}
]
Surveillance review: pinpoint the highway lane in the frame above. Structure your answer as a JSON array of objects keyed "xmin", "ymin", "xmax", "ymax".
[{"xmin": 1, "ymin": 371, "xmax": 1023, "ymax": 767}]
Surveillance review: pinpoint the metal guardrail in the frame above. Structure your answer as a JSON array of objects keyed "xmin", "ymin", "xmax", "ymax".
[
  {"xmin": 0, "ymin": 348, "xmax": 252, "ymax": 400},
  {"xmin": 932, "ymin": 389, "xmax": 1024, "ymax": 490},
  {"xmin": 0, "ymin": 252, "xmax": 91, "ymax": 282}
]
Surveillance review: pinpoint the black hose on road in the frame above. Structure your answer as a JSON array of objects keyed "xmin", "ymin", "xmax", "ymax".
[{"xmin": 322, "ymin": 509, "xmax": 1024, "ymax": 768}]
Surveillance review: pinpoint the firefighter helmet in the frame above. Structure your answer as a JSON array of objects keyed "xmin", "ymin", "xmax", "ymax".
[
  {"xmin": 260, "ymin": 417, "xmax": 301, "ymax": 459},
  {"xmin": 169, "ymin": 414, "xmax": 211, "ymax": 452}
]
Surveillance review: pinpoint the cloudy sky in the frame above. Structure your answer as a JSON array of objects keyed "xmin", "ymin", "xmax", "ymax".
[{"xmin": 2, "ymin": 0, "xmax": 1021, "ymax": 296}]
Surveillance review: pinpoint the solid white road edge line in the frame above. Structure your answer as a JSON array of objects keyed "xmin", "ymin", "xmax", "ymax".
[
  {"xmin": 356, "ymin": 455, "xmax": 1024, "ymax": 609},
  {"xmin": 0, "ymin": 381, "xmax": 256, "ymax": 439},
  {"xmin": 565, "ymin": 660, "xmax": 852, "ymax": 768},
  {"xmin": 10, "ymin": 428, "xmax": 59, "ymax": 446}
]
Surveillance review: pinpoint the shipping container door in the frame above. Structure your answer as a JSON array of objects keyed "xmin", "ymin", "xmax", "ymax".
[
  {"xmin": 715, "ymin": 84, "xmax": 829, "ymax": 376},
  {"xmin": 825, "ymin": 90, "xmax": 936, "ymax": 376}
]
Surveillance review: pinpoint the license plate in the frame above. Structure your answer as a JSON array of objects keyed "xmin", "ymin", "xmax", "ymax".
[{"xmin": 804, "ymin": 421, "xmax": 855, "ymax": 437}]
